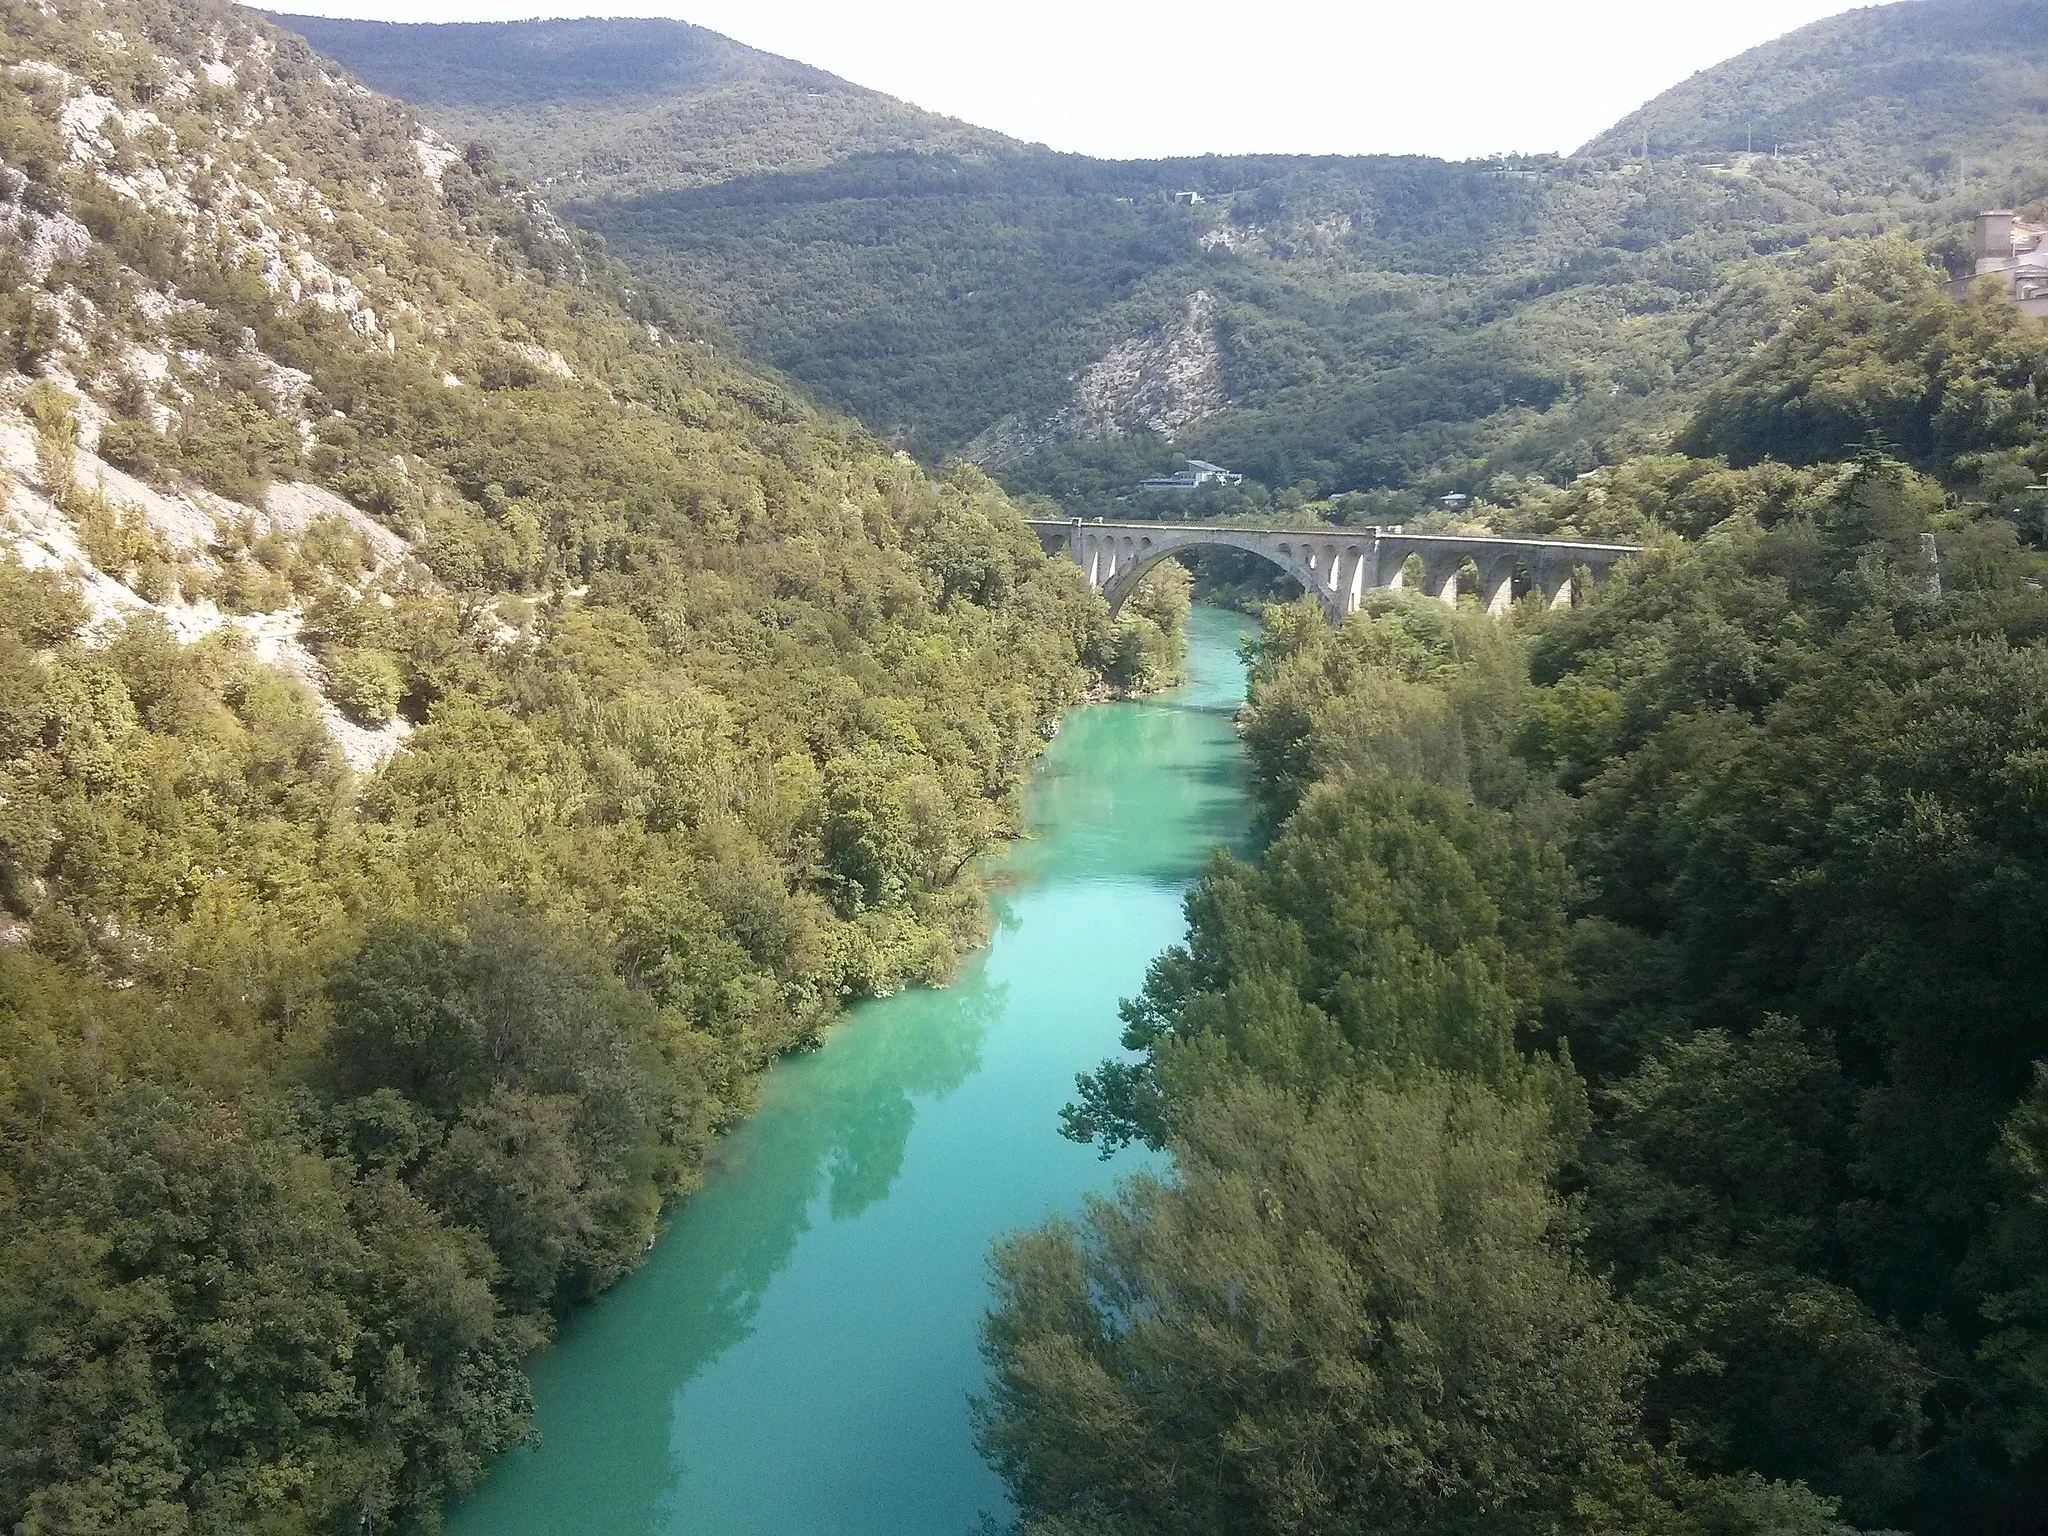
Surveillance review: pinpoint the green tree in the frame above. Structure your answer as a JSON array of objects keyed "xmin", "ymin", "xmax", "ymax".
[
  {"xmin": 326, "ymin": 647, "xmax": 406, "ymax": 726},
  {"xmin": 979, "ymin": 1080, "xmax": 1646, "ymax": 1536}
]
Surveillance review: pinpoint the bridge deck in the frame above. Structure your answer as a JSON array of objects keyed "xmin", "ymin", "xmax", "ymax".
[
  {"xmin": 1025, "ymin": 518, "xmax": 1643, "ymax": 621},
  {"xmin": 1025, "ymin": 518, "xmax": 1641, "ymax": 557}
]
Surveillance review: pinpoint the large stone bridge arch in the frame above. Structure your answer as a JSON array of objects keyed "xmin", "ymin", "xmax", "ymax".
[
  {"xmin": 1027, "ymin": 519, "xmax": 1641, "ymax": 623},
  {"xmin": 1094, "ymin": 527, "xmax": 1327, "ymax": 619}
]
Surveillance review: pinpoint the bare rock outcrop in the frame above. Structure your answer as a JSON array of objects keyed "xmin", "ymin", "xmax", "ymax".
[{"xmin": 963, "ymin": 290, "xmax": 1226, "ymax": 468}]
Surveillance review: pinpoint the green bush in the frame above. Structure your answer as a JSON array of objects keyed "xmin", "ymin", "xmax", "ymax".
[
  {"xmin": 323, "ymin": 646, "xmax": 404, "ymax": 725},
  {"xmin": 94, "ymin": 415, "xmax": 169, "ymax": 478}
]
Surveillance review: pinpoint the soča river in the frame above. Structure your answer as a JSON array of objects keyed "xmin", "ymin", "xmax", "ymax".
[{"xmin": 448, "ymin": 606, "xmax": 1256, "ymax": 1536}]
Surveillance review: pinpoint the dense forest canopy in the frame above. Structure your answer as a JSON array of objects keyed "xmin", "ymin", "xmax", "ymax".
[
  {"xmin": 1591, "ymin": 0, "xmax": 2048, "ymax": 164},
  {"xmin": 268, "ymin": 12, "xmax": 1011, "ymax": 196},
  {"xmin": 978, "ymin": 229, "xmax": 2048, "ymax": 1534},
  {"xmin": 281, "ymin": 0, "xmax": 2048, "ymax": 514},
  {"xmin": 0, "ymin": 0, "xmax": 1183, "ymax": 1528}
]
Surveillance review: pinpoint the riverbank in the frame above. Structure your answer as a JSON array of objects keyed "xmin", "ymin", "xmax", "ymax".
[{"xmin": 444, "ymin": 606, "xmax": 1255, "ymax": 1535}]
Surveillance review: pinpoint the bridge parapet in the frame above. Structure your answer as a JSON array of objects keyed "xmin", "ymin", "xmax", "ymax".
[{"xmin": 1026, "ymin": 519, "xmax": 1642, "ymax": 622}]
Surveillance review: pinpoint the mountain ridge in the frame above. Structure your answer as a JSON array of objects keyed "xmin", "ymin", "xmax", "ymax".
[
  {"xmin": 278, "ymin": 1, "xmax": 2048, "ymax": 513},
  {"xmin": 1588, "ymin": 0, "xmax": 2048, "ymax": 165},
  {"xmin": 268, "ymin": 11, "xmax": 1017, "ymax": 196}
]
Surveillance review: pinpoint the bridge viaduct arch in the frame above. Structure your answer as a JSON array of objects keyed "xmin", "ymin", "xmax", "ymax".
[{"xmin": 1027, "ymin": 519, "xmax": 1641, "ymax": 623}]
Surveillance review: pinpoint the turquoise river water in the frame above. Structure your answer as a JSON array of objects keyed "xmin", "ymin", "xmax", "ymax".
[{"xmin": 447, "ymin": 605, "xmax": 1255, "ymax": 1536}]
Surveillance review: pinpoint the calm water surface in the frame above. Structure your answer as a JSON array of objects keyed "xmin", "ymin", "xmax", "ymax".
[{"xmin": 447, "ymin": 606, "xmax": 1255, "ymax": 1536}]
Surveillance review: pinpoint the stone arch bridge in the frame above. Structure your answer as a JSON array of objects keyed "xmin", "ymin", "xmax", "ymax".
[{"xmin": 1028, "ymin": 519, "xmax": 1641, "ymax": 623}]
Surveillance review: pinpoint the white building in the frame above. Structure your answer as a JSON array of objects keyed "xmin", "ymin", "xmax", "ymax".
[
  {"xmin": 1139, "ymin": 458, "xmax": 1244, "ymax": 492},
  {"xmin": 1949, "ymin": 211, "xmax": 2048, "ymax": 317}
]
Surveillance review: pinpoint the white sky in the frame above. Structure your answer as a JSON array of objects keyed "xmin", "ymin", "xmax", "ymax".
[{"xmin": 271, "ymin": 0, "xmax": 1878, "ymax": 161}]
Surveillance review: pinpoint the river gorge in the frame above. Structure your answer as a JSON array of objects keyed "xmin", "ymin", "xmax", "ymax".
[{"xmin": 446, "ymin": 606, "xmax": 1256, "ymax": 1535}]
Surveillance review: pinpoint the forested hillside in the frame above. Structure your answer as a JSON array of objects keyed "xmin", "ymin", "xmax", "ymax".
[
  {"xmin": 280, "ymin": 0, "xmax": 2048, "ymax": 515},
  {"xmin": 977, "ymin": 244, "xmax": 2048, "ymax": 1534},
  {"xmin": 1594, "ymin": 0, "xmax": 2048, "ymax": 168},
  {"xmin": 0, "ymin": 0, "xmax": 1159, "ymax": 1528},
  {"xmin": 269, "ymin": 13, "xmax": 1009, "ymax": 197}
]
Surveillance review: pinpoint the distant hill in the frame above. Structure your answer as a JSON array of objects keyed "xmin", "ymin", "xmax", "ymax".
[
  {"xmin": 576, "ymin": 149, "xmax": 1551, "ymax": 470},
  {"xmin": 268, "ymin": 13, "xmax": 1013, "ymax": 195},
  {"xmin": 275, "ymin": 2, "xmax": 2048, "ymax": 509},
  {"xmin": 1593, "ymin": 0, "xmax": 2048, "ymax": 181}
]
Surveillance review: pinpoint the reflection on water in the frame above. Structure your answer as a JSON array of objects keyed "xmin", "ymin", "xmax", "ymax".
[{"xmin": 446, "ymin": 607, "xmax": 1254, "ymax": 1536}]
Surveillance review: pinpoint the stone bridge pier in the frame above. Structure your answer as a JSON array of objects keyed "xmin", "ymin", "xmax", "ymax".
[{"xmin": 1027, "ymin": 519, "xmax": 1641, "ymax": 623}]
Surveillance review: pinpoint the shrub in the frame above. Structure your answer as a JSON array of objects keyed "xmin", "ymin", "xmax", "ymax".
[{"xmin": 324, "ymin": 646, "xmax": 404, "ymax": 725}]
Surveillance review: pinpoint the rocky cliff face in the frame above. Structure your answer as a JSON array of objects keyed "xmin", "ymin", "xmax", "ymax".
[
  {"xmin": 964, "ymin": 289, "xmax": 1225, "ymax": 467},
  {"xmin": 1064, "ymin": 289, "xmax": 1225, "ymax": 439},
  {"xmin": 0, "ymin": 7, "xmax": 489, "ymax": 767},
  {"xmin": 1, "ymin": 401, "xmax": 420, "ymax": 768}
]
